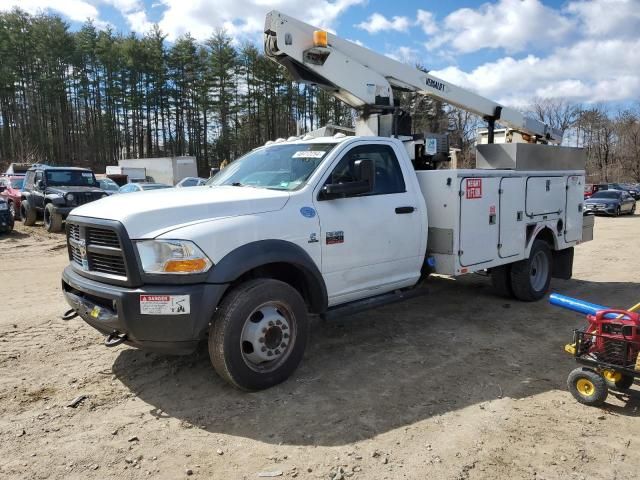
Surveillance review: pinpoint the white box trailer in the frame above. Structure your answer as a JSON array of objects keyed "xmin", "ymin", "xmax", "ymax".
[
  {"xmin": 118, "ymin": 156, "xmax": 198, "ymax": 185},
  {"xmin": 105, "ymin": 166, "xmax": 146, "ymax": 183}
]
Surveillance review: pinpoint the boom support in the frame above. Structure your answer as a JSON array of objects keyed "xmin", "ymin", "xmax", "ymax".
[{"xmin": 264, "ymin": 11, "xmax": 562, "ymax": 144}]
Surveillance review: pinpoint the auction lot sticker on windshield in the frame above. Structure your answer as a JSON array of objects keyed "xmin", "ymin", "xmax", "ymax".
[
  {"xmin": 140, "ymin": 295, "xmax": 190, "ymax": 315},
  {"xmin": 292, "ymin": 151, "xmax": 325, "ymax": 158}
]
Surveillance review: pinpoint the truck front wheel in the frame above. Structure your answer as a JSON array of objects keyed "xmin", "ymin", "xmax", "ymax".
[
  {"xmin": 510, "ymin": 239, "xmax": 552, "ymax": 301},
  {"xmin": 21, "ymin": 200, "xmax": 37, "ymax": 226},
  {"xmin": 209, "ymin": 278, "xmax": 310, "ymax": 391},
  {"xmin": 44, "ymin": 203, "xmax": 63, "ymax": 233}
]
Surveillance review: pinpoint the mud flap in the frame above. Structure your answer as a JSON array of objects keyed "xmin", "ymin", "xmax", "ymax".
[{"xmin": 552, "ymin": 247, "xmax": 574, "ymax": 280}]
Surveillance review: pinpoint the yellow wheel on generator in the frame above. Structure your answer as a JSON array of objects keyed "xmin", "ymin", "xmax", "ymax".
[
  {"xmin": 602, "ymin": 369, "xmax": 635, "ymax": 390},
  {"xmin": 567, "ymin": 368, "xmax": 608, "ymax": 407}
]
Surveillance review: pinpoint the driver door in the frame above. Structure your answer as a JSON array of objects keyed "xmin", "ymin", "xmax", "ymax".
[
  {"xmin": 313, "ymin": 142, "xmax": 422, "ymax": 306},
  {"xmin": 33, "ymin": 171, "xmax": 45, "ymax": 209}
]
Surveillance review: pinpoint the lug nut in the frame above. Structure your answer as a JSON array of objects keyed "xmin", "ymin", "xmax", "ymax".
[
  {"xmin": 280, "ymin": 342, "xmax": 286, "ymax": 348},
  {"xmin": 261, "ymin": 346, "xmax": 267, "ymax": 352},
  {"xmin": 267, "ymin": 351, "xmax": 273, "ymax": 357},
  {"xmin": 276, "ymin": 319, "xmax": 282, "ymax": 325},
  {"xmin": 275, "ymin": 349, "xmax": 280, "ymax": 355},
  {"xmin": 269, "ymin": 321, "xmax": 274, "ymax": 326},
  {"xmin": 284, "ymin": 333, "xmax": 289, "ymax": 339},
  {"xmin": 259, "ymin": 337, "xmax": 265, "ymax": 343},
  {"xmin": 282, "ymin": 325, "xmax": 288, "ymax": 330}
]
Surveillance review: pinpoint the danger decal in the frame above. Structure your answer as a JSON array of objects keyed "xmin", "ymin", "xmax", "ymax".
[
  {"xmin": 140, "ymin": 295, "xmax": 190, "ymax": 315},
  {"xmin": 465, "ymin": 178, "xmax": 482, "ymax": 199}
]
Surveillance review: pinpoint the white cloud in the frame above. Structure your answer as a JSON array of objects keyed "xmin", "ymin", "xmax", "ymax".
[
  {"xmin": 432, "ymin": 37, "xmax": 640, "ymax": 105},
  {"xmin": 566, "ymin": 0, "xmax": 640, "ymax": 37},
  {"xmin": 100, "ymin": 0, "xmax": 141, "ymax": 13},
  {"xmin": 126, "ymin": 10, "xmax": 152, "ymax": 33},
  {"xmin": 356, "ymin": 13, "xmax": 410, "ymax": 34},
  {"xmin": 153, "ymin": 0, "xmax": 365, "ymax": 41},
  {"xmin": 428, "ymin": 0, "xmax": 573, "ymax": 54},
  {"xmin": 385, "ymin": 46, "xmax": 420, "ymax": 65},
  {"xmin": 416, "ymin": 9, "xmax": 437, "ymax": 35},
  {"xmin": 0, "ymin": 0, "xmax": 101, "ymax": 23}
]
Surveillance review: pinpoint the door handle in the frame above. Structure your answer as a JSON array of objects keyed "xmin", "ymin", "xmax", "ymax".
[{"xmin": 395, "ymin": 206, "xmax": 415, "ymax": 214}]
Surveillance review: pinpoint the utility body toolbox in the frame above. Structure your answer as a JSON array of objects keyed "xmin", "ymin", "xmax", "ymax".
[{"xmin": 417, "ymin": 167, "xmax": 589, "ymax": 276}]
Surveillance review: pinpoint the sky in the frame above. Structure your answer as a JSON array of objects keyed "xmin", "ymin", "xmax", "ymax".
[{"xmin": 2, "ymin": 0, "xmax": 640, "ymax": 108}]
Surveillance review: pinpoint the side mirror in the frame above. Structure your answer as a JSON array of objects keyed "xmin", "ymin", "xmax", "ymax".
[
  {"xmin": 320, "ymin": 158, "xmax": 375, "ymax": 200},
  {"xmin": 0, "ymin": 186, "xmax": 5, "ymax": 193},
  {"xmin": 353, "ymin": 158, "xmax": 375, "ymax": 189},
  {"xmin": 37, "ymin": 180, "xmax": 45, "ymax": 189}
]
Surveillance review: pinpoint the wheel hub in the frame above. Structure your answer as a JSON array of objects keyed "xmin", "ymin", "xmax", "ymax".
[
  {"xmin": 529, "ymin": 251, "xmax": 549, "ymax": 291},
  {"xmin": 241, "ymin": 304, "xmax": 292, "ymax": 366},
  {"xmin": 576, "ymin": 378, "xmax": 595, "ymax": 397}
]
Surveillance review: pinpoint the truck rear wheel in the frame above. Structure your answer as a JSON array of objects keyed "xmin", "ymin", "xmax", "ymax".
[
  {"xmin": 209, "ymin": 278, "xmax": 309, "ymax": 391},
  {"xmin": 44, "ymin": 203, "xmax": 63, "ymax": 233},
  {"xmin": 510, "ymin": 239, "xmax": 552, "ymax": 301},
  {"xmin": 21, "ymin": 200, "xmax": 37, "ymax": 226}
]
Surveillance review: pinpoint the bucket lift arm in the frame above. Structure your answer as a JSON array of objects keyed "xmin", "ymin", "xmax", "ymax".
[{"xmin": 264, "ymin": 10, "xmax": 561, "ymax": 144}]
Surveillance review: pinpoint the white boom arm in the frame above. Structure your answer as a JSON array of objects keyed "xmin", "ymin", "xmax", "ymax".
[{"xmin": 264, "ymin": 11, "xmax": 562, "ymax": 144}]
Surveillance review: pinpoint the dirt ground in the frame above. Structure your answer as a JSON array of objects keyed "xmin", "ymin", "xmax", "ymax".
[{"xmin": 0, "ymin": 214, "xmax": 639, "ymax": 480}]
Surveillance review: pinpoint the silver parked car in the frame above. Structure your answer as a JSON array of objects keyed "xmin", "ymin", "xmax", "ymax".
[
  {"xmin": 175, "ymin": 177, "xmax": 207, "ymax": 188},
  {"xmin": 118, "ymin": 182, "xmax": 172, "ymax": 194}
]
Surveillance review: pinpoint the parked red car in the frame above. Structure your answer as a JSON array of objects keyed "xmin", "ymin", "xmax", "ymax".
[
  {"xmin": 0, "ymin": 175, "xmax": 25, "ymax": 220},
  {"xmin": 584, "ymin": 183, "xmax": 607, "ymax": 199}
]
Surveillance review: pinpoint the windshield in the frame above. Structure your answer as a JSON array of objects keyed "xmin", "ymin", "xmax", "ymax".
[
  {"xmin": 99, "ymin": 178, "xmax": 119, "ymax": 191},
  {"xmin": 591, "ymin": 191, "xmax": 621, "ymax": 199},
  {"xmin": 46, "ymin": 170, "xmax": 97, "ymax": 187},
  {"xmin": 10, "ymin": 178, "xmax": 24, "ymax": 189},
  {"xmin": 207, "ymin": 143, "xmax": 336, "ymax": 191}
]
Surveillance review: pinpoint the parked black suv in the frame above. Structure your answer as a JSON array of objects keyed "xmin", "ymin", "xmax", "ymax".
[{"xmin": 21, "ymin": 165, "xmax": 106, "ymax": 232}]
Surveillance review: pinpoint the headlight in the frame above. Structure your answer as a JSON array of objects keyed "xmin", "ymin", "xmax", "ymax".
[
  {"xmin": 65, "ymin": 193, "xmax": 75, "ymax": 202},
  {"xmin": 0, "ymin": 202, "xmax": 7, "ymax": 211},
  {"xmin": 136, "ymin": 240, "xmax": 212, "ymax": 275}
]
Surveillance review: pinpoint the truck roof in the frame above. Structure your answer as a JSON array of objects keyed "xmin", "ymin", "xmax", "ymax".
[{"xmin": 28, "ymin": 164, "xmax": 93, "ymax": 172}]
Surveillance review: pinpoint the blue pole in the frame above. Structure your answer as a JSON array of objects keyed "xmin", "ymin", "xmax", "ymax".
[{"xmin": 549, "ymin": 293, "xmax": 611, "ymax": 316}]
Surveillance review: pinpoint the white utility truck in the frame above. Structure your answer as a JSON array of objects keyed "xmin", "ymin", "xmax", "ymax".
[{"xmin": 61, "ymin": 11, "xmax": 593, "ymax": 390}]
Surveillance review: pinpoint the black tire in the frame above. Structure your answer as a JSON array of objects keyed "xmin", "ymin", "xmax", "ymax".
[
  {"xmin": 209, "ymin": 278, "xmax": 310, "ymax": 391},
  {"xmin": 510, "ymin": 240, "xmax": 552, "ymax": 302},
  {"xmin": 490, "ymin": 264, "xmax": 513, "ymax": 298},
  {"xmin": 603, "ymin": 371, "xmax": 635, "ymax": 390},
  {"xmin": 44, "ymin": 203, "xmax": 63, "ymax": 233},
  {"xmin": 630, "ymin": 203, "xmax": 636, "ymax": 215},
  {"xmin": 615, "ymin": 206, "xmax": 621, "ymax": 216},
  {"xmin": 21, "ymin": 200, "xmax": 37, "ymax": 226},
  {"xmin": 568, "ymin": 367, "xmax": 608, "ymax": 407}
]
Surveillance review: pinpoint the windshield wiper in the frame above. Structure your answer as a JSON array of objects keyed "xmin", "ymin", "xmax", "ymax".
[{"xmin": 230, "ymin": 182, "xmax": 243, "ymax": 186}]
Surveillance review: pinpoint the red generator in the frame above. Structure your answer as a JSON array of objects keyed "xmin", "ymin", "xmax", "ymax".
[{"xmin": 567, "ymin": 309, "xmax": 640, "ymax": 406}]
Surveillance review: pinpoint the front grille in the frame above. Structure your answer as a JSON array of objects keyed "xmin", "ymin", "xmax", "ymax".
[
  {"xmin": 68, "ymin": 223, "xmax": 80, "ymax": 241},
  {"xmin": 67, "ymin": 223, "xmax": 128, "ymax": 281},
  {"xmin": 74, "ymin": 192, "xmax": 104, "ymax": 206},
  {"xmin": 90, "ymin": 252, "xmax": 127, "ymax": 276},
  {"xmin": 87, "ymin": 228, "xmax": 120, "ymax": 248}
]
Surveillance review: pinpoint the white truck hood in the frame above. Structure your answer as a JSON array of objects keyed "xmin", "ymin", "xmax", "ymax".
[{"xmin": 70, "ymin": 185, "xmax": 290, "ymax": 238}]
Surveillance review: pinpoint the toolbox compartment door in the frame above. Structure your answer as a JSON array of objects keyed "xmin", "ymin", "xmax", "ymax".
[
  {"xmin": 564, "ymin": 175, "xmax": 584, "ymax": 242},
  {"xmin": 498, "ymin": 177, "xmax": 525, "ymax": 258},
  {"xmin": 459, "ymin": 177, "xmax": 500, "ymax": 267},
  {"xmin": 525, "ymin": 176, "xmax": 565, "ymax": 217}
]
